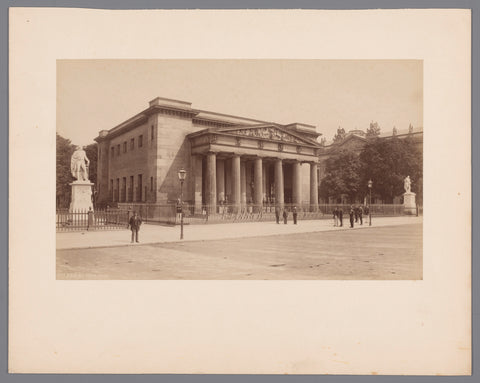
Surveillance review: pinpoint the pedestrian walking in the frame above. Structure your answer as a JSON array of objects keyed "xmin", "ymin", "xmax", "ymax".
[
  {"xmin": 354, "ymin": 205, "xmax": 359, "ymax": 223},
  {"xmin": 128, "ymin": 211, "xmax": 142, "ymax": 243},
  {"xmin": 333, "ymin": 207, "xmax": 338, "ymax": 226},
  {"xmin": 349, "ymin": 205, "xmax": 355, "ymax": 228},
  {"xmin": 358, "ymin": 205, "xmax": 363, "ymax": 225},
  {"xmin": 283, "ymin": 209, "xmax": 288, "ymax": 224},
  {"xmin": 292, "ymin": 206, "xmax": 298, "ymax": 225},
  {"xmin": 275, "ymin": 205, "xmax": 280, "ymax": 224},
  {"xmin": 338, "ymin": 207, "xmax": 343, "ymax": 227}
]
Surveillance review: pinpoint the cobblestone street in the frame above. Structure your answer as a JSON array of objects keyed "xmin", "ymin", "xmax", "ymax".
[{"xmin": 57, "ymin": 221, "xmax": 422, "ymax": 280}]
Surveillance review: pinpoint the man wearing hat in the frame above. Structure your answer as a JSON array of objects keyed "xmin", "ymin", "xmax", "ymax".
[{"xmin": 128, "ymin": 211, "xmax": 142, "ymax": 243}]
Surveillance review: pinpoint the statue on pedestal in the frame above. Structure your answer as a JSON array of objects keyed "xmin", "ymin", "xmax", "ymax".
[
  {"xmin": 404, "ymin": 175, "xmax": 411, "ymax": 193},
  {"xmin": 403, "ymin": 175, "xmax": 416, "ymax": 215},
  {"xmin": 69, "ymin": 146, "xmax": 93, "ymax": 212},
  {"xmin": 71, "ymin": 146, "xmax": 90, "ymax": 182}
]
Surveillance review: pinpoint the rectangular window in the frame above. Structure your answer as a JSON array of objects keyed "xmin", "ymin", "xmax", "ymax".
[
  {"xmin": 151, "ymin": 125, "xmax": 154, "ymax": 140},
  {"xmin": 123, "ymin": 142, "xmax": 127, "ymax": 153},
  {"xmin": 129, "ymin": 176, "xmax": 134, "ymax": 202},
  {"xmin": 139, "ymin": 135, "xmax": 143, "ymax": 148},
  {"xmin": 130, "ymin": 138, "xmax": 135, "ymax": 150},
  {"xmin": 137, "ymin": 174, "xmax": 143, "ymax": 202},
  {"xmin": 116, "ymin": 145, "xmax": 120, "ymax": 156},
  {"xmin": 116, "ymin": 178, "xmax": 120, "ymax": 201},
  {"xmin": 122, "ymin": 177, "xmax": 127, "ymax": 202},
  {"xmin": 110, "ymin": 179, "xmax": 113, "ymax": 201},
  {"xmin": 150, "ymin": 176, "xmax": 153, "ymax": 191}
]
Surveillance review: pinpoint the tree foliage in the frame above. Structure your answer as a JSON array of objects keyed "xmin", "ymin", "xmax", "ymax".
[
  {"xmin": 359, "ymin": 135, "xmax": 422, "ymax": 203},
  {"xmin": 84, "ymin": 142, "xmax": 98, "ymax": 186},
  {"xmin": 56, "ymin": 133, "xmax": 74, "ymax": 208},
  {"xmin": 320, "ymin": 149, "xmax": 361, "ymax": 203},
  {"xmin": 320, "ymin": 135, "xmax": 422, "ymax": 204},
  {"xmin": 56, "ymin": 133, "xmax": 98, "ymax": 208}
]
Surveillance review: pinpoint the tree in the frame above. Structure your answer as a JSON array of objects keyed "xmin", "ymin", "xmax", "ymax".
[
  {"xmin": 56, "ymin": 133, "xmax": 74, "ymax": 208},
  {"xmin": 366, "ymin": 121, "xmax": 381, "ymax": 139},
  {"xmin": 84, "ymin": 142, "xmax": 98, "ymax": 186},
  {"xmin": 56, "ymin": 134, "xmax": 98, "ymax": 208},
  {"xmin": 319, "ymin": 149, "xmax": 361, "ymax": 203},
  {"xmin": 359, "ymin": 135, "xmax": 422, "ymax": 203},
  {"xmin": 332, "ymin": 126, "xmax": 346, "ymax": 143}
]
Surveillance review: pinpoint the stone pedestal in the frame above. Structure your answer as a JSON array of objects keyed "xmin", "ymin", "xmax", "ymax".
[
  {"xmin": 403, "ymin": 192, "xmax": 417, "ymax": 215},
  {"xmin": 69, "ymin": 181, "xmax": 94, "ymax": 212}
]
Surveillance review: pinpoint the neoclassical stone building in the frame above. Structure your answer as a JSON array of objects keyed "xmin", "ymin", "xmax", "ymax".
[{"xmin": 95, "ymin": 97, "xmax": 323, "ymax": 214}]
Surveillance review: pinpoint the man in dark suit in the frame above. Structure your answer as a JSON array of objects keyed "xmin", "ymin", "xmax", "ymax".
[
  {"xmin": 358, "ymin": 205, "xmax": 364, "ymax": 225},
  {"xmin": 349, "ymin": 206, "xmax": 355, "ymax": 228},
  {"xmin": 129, "ymin": 211, "xmax": 142, "ymax": 243},
  {"xmin": 283, "ymin": 209, "xmax": 288, "ymax": 224},
  {"xmin": 338, "ymin": 207, "xmax": 343, "ymax": 227},
  {"xmin": 292, "ymin": 206, "xmax": 298, "ymax": 225}
]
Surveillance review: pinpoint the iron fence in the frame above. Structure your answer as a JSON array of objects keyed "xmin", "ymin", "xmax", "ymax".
[
  {"xmin": 57, "ymin": 203, "xmax": 418, "ymax": 230},
  {"xmin": 56, "ymin": 208, "xmax": 129, "ymax": 231},
  {"xmin": 145, "ymin": 203, "xmax": 412, "ymax": 225}
]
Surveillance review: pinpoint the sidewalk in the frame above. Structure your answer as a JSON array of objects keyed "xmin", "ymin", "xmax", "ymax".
[{"xmin": 56, "ymin": 216, "xmax": 422, "ymax": 250}]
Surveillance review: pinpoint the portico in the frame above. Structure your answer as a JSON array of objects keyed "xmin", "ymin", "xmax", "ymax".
[{"xmin": 188, "ymin": 124, "xmax": 321, "ymax": 213}]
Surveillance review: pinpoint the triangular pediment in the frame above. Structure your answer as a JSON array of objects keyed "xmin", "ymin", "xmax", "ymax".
[{"xmin": 216, "ymin": 124, "xmax": 319, "ymax": 146}]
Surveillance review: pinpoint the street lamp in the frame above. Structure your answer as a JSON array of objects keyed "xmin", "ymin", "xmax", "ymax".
[
  {"xmin": 368, "ymin": 179, "xmax": 373, "ymax": 226},
  {"xmin": 178, "ymin": 168, "xmax": 187, "ymax": 239}
]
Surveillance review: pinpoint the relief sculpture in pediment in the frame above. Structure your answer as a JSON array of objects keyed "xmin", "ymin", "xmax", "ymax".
[{"xmin": 229, "ymin": 127, "xmax": 304, "ymax": 144}]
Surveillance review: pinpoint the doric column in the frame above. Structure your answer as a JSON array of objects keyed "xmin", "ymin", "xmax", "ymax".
[
  {"xmin": 231, "ymin": 155, "xmax": 241, "ymax": 211},
  {"xmin": 292, "ymin": 160, "xmax": 302, "ymax": 206},
  {"xmin": 216, "ymin": 159, "xmax": 225, "ymax": 203},
  {"xmin": 274, "ymin": 158, "xmax": 284, "ymax": 207},
  {"xmin": 262, "ymin": 162, "xmax": 268, "ymax": 202},
  {"xmin": 310, "ymin": 162, "xmax": 319, "ymax": 211},
  {"xmin": 206, "ymin": 152, "xmax": 217, "ymax": 213},
  {"xmin": 240, "ymin": 161, "xmax": 247, "ymax": 208},
  {"xmin": 254, "ymin": 157, "xmax": 263, "ymax": 211},
  {"xmin": 193, "ymin": 155, "xmax": 203, "ymax": 214}
]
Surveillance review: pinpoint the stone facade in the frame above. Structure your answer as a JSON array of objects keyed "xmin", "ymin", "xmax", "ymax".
[{"xmin": 95, "ymin": 97, "xmax": 322, "ymax": 213}]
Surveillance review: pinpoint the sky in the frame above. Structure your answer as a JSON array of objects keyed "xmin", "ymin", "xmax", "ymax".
[{"xmin": 57, "ymin": 60, "xmax": 423, "ymax": 146}]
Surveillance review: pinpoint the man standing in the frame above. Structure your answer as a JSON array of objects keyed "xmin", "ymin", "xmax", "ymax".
[
  {"xmin": 358, "ymin": 205, "xmax": 364, "ymax": 225},
  {"xmin": 333, "ymin": 207, "xmax": 338, "ymax": 227},
  {"xmin": 354, "ymin": 205, "xmax": 359, "ymax": 223},
  {"xmin": 349, "ymin": 206, "xmax": 355, "ymax": 228},
  {"xmin": 292, "ymin": 206, "xmax": 298, "ymax": 225},
  {"xmin": 175, "ymin": 198, "xmax": 182, "ymax": 224},
  {"xmin": 129, "ymin": 211, "xmax": 142, "ymax": 243},
  {"xmin": 283, "ymin": 208, "xmax": 288, "ymax": 224},
  {"xmin": 338, "ymin": 207, "xmax": 343, "ymax": 227}
]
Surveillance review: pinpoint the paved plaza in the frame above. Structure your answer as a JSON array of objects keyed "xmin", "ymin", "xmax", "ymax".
[{"xmin": 57, "ymin": 217, "xmax": 422, "ymax": 280}]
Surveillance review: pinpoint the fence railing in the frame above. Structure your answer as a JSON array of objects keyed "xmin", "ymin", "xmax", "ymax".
[
  {"xmin": 113, "ymin": 203, "xmax": 411, "ymax": 225},
  {"xmin": 56, "ymin": 208, "xmax": 129, "ymax": 231},
  {"xmin": 57, "ymin": 203, "xmax": 417, "ymax": 230}
]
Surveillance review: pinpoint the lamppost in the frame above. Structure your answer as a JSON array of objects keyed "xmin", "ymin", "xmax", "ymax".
[
  {"xmin": 368, "ymin": 179, "xmax": 373, "ymax": 226},
  {"xmin": 178, "ymin": 168, "xmax": 187, "ymax": 239}
]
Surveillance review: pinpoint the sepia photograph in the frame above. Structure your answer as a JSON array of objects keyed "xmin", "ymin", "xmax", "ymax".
[
  {"xmin": 56, "ymin": 59, "xmax": 423, "ymax": 280},
  {"xmin": 9, "ymin": 8, "xmax": 470, "ymax": 375}
]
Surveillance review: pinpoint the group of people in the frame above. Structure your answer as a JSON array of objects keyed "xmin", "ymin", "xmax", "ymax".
[
  {"xmin": 275, "ymin": 206, "xmax": 298, "ymax": 225},
  {"xmin": 333, "ymin": 205, "xmax": 370, "ymax": 228}
]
